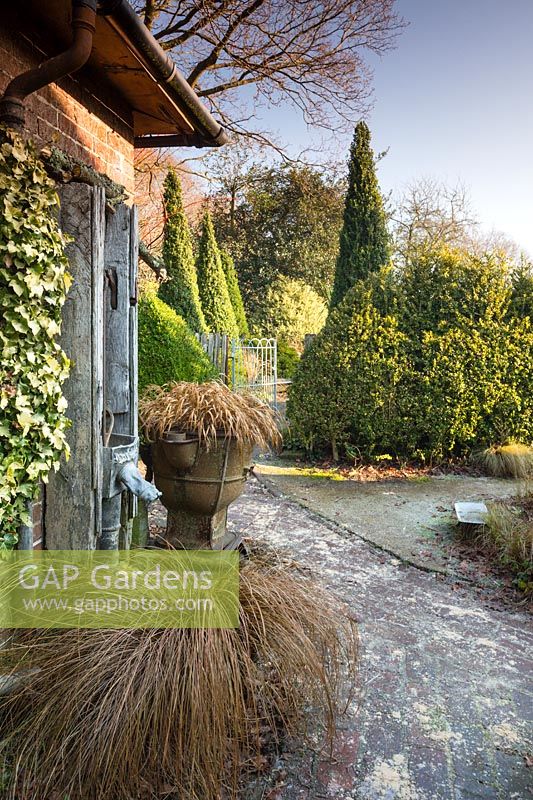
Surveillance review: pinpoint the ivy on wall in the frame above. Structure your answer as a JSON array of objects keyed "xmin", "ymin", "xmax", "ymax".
[{"xmin": 0, "ymin": 128, "xmax": 71, "ymax": 547}]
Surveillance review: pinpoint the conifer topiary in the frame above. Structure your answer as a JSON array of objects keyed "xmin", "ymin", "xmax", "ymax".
[
  {"xmin": 289, "ymin": 278, "xmax": 408, "ymax": 460},
  {"xmin": 159, "ymin": 168, "xmax": 206, "ymax": 332},
  {"xmin": 330, "ymin": 121, "xmax": 389, "ymax": 310},
  {"xmin": 196, "ymin": 211, "xmax": 239, "ymax": 336},
  {"xmin": 221, "ymin": 249, "xmax": 249, "ymax": 337}
]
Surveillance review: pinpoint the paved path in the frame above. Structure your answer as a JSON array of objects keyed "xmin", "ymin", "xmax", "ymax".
[
  {"xmin": 228, "ymin": 478, "xmax": 533, "ymax": 800},
  {"xmin": 254, "ymin": 460, "xmax": 521, "ymax": 575}
]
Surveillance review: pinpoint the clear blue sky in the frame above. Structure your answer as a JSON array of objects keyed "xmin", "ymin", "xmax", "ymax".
[{"xmin": 256, "ymin": 0, "xmax": 533, "ymax": 255}]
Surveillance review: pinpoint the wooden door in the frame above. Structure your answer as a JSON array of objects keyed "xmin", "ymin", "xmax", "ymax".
[
  {"xmin": 44, "ymin": 185, "xmax": 138, "ymax": 549},
  {"xmin": 45, "ymin": 184, "xmax": 105, "ymax": 549},
  {"xmin": 103, "ymin": 203, "xmax": 139, "ymax": 548}
]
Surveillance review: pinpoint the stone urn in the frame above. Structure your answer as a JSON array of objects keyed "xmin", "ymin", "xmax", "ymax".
[{"xmin": 152, "ymin": 430, "xmax": 253, "ymax": 550}]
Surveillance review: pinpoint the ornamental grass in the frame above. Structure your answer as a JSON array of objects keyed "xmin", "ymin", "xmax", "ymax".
[
  {"xmin": 140, "ymin": 380, "xmax": 281, "ymax": 451},
  {"xmin": 482, "ymin": 502, "xmax": 533, "ymax": 580},
  {"xmin": 0, "ymin": 550, "xmax": 357, "ymax": 800},
  {"xmin": 478, "ymin": 443, "xmax": 533, "ymax": 479}
]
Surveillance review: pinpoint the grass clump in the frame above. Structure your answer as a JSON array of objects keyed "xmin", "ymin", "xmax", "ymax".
[
  {"xmin": 482, "ymin": 501, "xmax": 533, "ymax": 590},
  {"xmin": 0, "ymin": 552, "xmax": 357, "ymax": 800},
  {"xmin": 458, "ymin": 484, "xmax": 533, "ymax": 591},
  {"xmin": 478, "ymin": 443, "xmax": 533, "ymax": 479},
  {"xmin": 140, "ymin": 380, "xmax": 281, "ymax": 451}
]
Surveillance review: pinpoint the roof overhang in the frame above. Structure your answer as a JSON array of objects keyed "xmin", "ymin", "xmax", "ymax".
[{"xmin": 19, "ymin": 0, "xmax": 228, "ymax": 148}]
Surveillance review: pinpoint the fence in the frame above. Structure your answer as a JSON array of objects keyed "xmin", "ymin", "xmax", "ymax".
[
  {"xmin": 196, "ymin": 334, "xmax": 278, "ymax": 408},
  {"xmin": 195, "ymin": 332, "xmax": 230, "ymax": 381}
]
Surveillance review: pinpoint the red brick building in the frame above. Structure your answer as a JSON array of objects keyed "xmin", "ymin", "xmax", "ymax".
[
  {"xmin": 0, "ymin": 0, "xmax": 227, "ymax": 548},
  {"xmin": 0, "ymin": 11, "xmax": 133, "ymax": 192}
]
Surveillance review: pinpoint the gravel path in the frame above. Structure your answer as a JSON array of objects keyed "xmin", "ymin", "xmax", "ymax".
[{"xmin": 227, "ymin": 478, "xmax": 533, "ymax": 800}]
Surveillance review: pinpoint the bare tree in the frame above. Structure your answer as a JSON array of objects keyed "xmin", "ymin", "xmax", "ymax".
[
  {"xmin": 134, "ymin": 0, "xmax": 404, "ymax": 143},
  {"xmin": 391, "ymin": 177, "xmax": 528, "ymax": 265},
  {"xmin": 467, "ymin": 228, "xmax": 525, "ymax": 263},
  {"xmin": 391, "ymin": 177, "xmax": 479, "ymax": 262},
  {"xmin": 202, "ymin": 136, "xmax": 268, "ymax": 232}
]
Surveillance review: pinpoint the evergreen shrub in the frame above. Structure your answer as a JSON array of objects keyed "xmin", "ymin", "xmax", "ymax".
[
  {"xmin": 277, "ymin": 340, "xmax": 300, "ymax": 379},
  {"xmin": 158, "ymin": 168, "xmax": 206, "ymax": 332},
  {"xmin": 138, "ymin": 287, "xmax": 216, "ymax": 396},
  {"xmin": 196, "ymin": 212, "xmax": 239, "ymax": 336},
  {"xmin": 288, "ymin": 281, "xmax": 409, "ymax": 460},
  {"xmin": 330, "ymin": 121, "xmax": 390, "ymax": 309},
  {"xmin": 258, "ymin": 276, "xmax": 327, "ymax": 351},
  {"xmin": 289, "ymin": 249, "xmax": 533, "ymax": 461},
  {"xmin": 221, "ymin": 249, "xmax": 249, "ymax": 337}
]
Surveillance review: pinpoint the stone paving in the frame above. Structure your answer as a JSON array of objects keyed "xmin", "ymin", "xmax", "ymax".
[
  {"xmin": 253, "ymin": 459, "xmax": 522, "ymax": 576},
  {"xmin": 227, "ymin": 478, "xmax": 533, "ymax": 800}
]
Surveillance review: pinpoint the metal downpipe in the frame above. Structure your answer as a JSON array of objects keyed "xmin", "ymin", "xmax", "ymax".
[{"xmin": 0, "ymin": 0, "xmax": 97, "ymax": 129}]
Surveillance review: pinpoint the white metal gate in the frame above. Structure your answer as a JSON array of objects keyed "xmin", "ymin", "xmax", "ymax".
[{"xmin": 231, "ymin": 337, "xmax": 278, "ymax": 408}]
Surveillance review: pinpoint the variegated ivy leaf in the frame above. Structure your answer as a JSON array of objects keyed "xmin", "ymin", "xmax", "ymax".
[{"xmin": 0, "ymin": 126, "xmax": 71, "ymax": 546}]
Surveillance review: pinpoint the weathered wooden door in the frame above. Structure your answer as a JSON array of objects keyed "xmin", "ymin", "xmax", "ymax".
[
  {"xmin": 103, "ymin": 202, "xmax": 139, "ymax": 548},
  {"xmin": 44, "ymin": 184, "xmax": 138, "ymax": 549}
]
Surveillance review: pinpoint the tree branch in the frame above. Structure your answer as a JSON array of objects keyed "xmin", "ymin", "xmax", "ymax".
[
  {"xmin": 139, "ymin": 241, "xmax": 167, "ymax": 281},
  {"xmin": 141, "ymin": 0, "xmax": 404, "ymax": 148},
  {"xmin": 186, "ymin": 0, "xmax": 267, "ymax": 88}
]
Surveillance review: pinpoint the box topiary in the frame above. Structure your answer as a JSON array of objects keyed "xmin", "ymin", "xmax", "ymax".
[
  {"xmin": 288, "ymin": 279, "xmax": 408, "ymax": 460},
  {"xmin": 138, "ymin": 286, "xmax": 216, "ymax": 396}
]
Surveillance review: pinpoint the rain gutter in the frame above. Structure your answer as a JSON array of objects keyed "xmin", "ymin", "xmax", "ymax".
[{"xmin": 97, "ymin": 0, "xmax": 228, "ymax": 148}]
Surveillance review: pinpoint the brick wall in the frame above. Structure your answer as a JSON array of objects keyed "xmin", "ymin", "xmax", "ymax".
[{"xmin": 0, "ymin": 23, "xmax": 135, "ymax": 194}]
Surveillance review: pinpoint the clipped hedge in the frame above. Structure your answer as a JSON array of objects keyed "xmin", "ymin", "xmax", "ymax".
[
  {"xmin": 405, "ymin": 319, "xmax": 533, "ymax": 459},
  {"xmin": 289, "ymin": 249, "xmax": 533, "ymax": 461},
  {"xmin": 138, "ymin": 287, "xmax": 216, "ymax": 396},
  {"xmin": 509, "ymin": 262, "xmax": 533, "ymax": 320}
]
